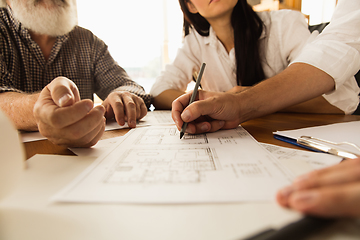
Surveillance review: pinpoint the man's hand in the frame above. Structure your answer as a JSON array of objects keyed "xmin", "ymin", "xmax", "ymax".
[
  {"xmin": 276, "ymin": 158, "xmax": 360, "ymax": 217},
  {"xmin": 171, "ymin": 90, "xmax": 243, "ymax": 134},
  {"xmin": 102, "ymin": 91, "xmax": 147, "ymax": 128},
  {"xmin": 34, "ymin": 77, "xmax": 106, "ymax": 148}
]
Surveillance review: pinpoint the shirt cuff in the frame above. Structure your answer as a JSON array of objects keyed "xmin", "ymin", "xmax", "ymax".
[{"xmin": 0, "ymin": 86, "xmax": 24, "ymax": 94}]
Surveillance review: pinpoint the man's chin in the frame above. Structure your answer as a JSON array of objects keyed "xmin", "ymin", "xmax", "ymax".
[
  {"xmin": 28, "ymin": 25, "xmax": 76, "ymax": 37},
  {"xmin": 10, "ymin": 0, "xmax": 78, "ymax": 36}
]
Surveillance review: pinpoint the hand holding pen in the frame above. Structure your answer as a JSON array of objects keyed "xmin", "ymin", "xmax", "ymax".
[
  {"xmin": 171, "ymin": 69, "xmax": 244, "ymax": 136},
  {"xmin": 179, "ymin": 63, "xmax": 206, "ymax": 139}
]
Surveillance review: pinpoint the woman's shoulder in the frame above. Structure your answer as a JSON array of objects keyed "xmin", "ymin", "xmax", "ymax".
[
  {"xmin": 257, "ymin": 9, "xmax": 306, "ymax": 26},
  {"xmin": 270, "ymin": 9, "xmax": 305, "ymax": 21}
]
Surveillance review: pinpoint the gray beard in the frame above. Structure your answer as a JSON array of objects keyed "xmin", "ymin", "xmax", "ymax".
[{"xmin": 10, "ymin": 0, "xmax": 78, "ymax": 36}]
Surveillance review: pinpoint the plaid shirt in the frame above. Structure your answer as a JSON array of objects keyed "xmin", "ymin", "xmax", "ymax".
[{"xmin": 0, "ymin": 7, "xmax": 151, "ymax": 107}]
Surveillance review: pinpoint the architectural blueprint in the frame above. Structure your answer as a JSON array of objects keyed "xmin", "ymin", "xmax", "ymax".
[{"xmin": 53, "ymin": 126, "xmax": 293, "ymax": 203}]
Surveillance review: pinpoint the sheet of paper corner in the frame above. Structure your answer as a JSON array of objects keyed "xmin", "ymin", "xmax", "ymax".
[
  {"xmin": 273, "ymin": 120, "xmax": 360, "ymax": 155},
  {"xmin": 261, "ymin": 143, "xmax": 341, "ymax": 173},
  {"xmin": 20, "ymin": 110, "xmax": 174, "ymax": 143}
]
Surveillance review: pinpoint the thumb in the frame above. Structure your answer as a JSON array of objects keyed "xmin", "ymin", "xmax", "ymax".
[
  {"xmin": 47, "ymin": 77, "xmax": 81, "ymax": 107},
  {"xmin": 182, "ymin": 90, "xmax": 226, "ymax": 122},
  {"xmin": 181, "ymin": 96, "xmax": 217, "ymax": 123}
]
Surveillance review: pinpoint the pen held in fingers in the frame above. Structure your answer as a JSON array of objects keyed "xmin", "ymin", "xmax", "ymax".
[
  {"xmin": 179, "ymin": 63, "xmax": 206, "ymax": 139},
  {"xmin": 180, "ymin": 130, "xmax": 185, "ymax": 139}
]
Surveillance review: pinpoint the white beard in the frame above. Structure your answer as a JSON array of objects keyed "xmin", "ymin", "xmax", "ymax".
[{"xmin": 10, "ymin": 0, "xmax": 78, "ymax": 36}]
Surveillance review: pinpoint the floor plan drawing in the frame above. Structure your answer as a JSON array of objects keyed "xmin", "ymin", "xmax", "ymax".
[
  {"xmin": 134, "ymin": 127, "xmax": 208, "ymax": 145},
  {"xmin": 53, "ymin": 126, "xmax": 293, "ymax": 204},
  {"xmin": 149, "ymin": 110, "xmax": 173, "ymax": 124},
  {"xmin": 104, "ymin": 147, "xmax": 218, "ymax": 184}
]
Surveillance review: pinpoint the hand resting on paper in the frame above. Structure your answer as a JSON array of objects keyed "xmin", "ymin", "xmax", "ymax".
[
  {"xmin": 102, "ymin": 90, "xmax": 148, "ymax": 129},
  {"xmin": 34, "ymin": 77, "xmax": 106, "ymax": 148},
  {"xmin": 276, "ymin": 157, "xmax": 360, "ymax": 217}
]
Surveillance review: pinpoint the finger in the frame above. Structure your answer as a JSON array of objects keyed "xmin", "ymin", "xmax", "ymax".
[
  {"xmin": 172, "ymin": 92, "xmax": 192, "ymax": 129},
  {"xmin": 293, "ymin": 158, "xmax": 360, "ymax": 190},
  {"xmin": 44, "ymin": 106, "xmax": 106, "ymax": 146},
  {"xmin": 47, "ymin": 76, "xmax": 81, "ymax": 107},
  {"xmin": 107, "ymin": 93, "xmax": 126, "ymax": 126},
  {"xmin": 139, "ymin": 102, "xmax": 148, "ymax": 120},
  {"xmin": 48, "ymin": 116, "xmax": 106, "ymax": 148},
  {"xmin": 193, "ymin": 120, "xmax": 226, "ymax": 134},
  {"xmin": 180, "ymin": 94, "xmax": 220, "ymax": 124},
  {"xmin": 69, "ymin": 116, "xmax": 106, "ymax": 148},
  {"xmin": 288, "ymin": 183, "xmax": 360, "ymax": 217},
  {"xmin": 133, "ymin": 97, "xmax": 142, "ymax": 119},
  {"xmin": 103, "ymin": 101, "xmax": 115, "ymax": 120},
  {"xmin": 132, "ymin": 96, "xmax": 147, "ymax": 120},
  {"xmin": 276, "ymin": 185, "xmax": 294, "ymax": 208},
  {"xmin": 81, "ymin": 118, "xmax": 106, "ymax": 147},
  {"xmin": 276, "ymin": 158, "xmax": 360, "ymax": 208},
  {"xmin": 122, "ymin": 94, "xmax": 137, "ymax": 128},
  {"xmin": 184, "ymin": 121, "xmax": 219, "ymax": 134},
  {"xmin": 39, "ymin": 99, "xmax": 95, "ymax": 129},
  {"xmin": 182, "ymin": 122, "xmax": 196, "ymax": 134},
  {"xmin": 133, "ymin": 96, "xmax": 147, "ymax": 120},
  {"xmin": 181, "ymin": 121, "xmax": 223, "ymax": 135}
]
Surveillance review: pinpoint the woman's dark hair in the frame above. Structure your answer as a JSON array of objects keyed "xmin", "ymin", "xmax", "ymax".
[{"xmin": 178, "ymin": 0, "xmax": 265, "ymax": 86}]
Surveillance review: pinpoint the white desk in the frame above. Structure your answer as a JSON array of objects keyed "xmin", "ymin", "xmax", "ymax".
[
  {"xmin": 2, "ymin": 155, "xmax": 360, "ymax": 240},
  {"xmin": 3, "ymin": 113, "xmax": 360, "ymax": 240},
  {"xmin": 0, "ymin": 155, "xmax": 301, "ymax": 240}
]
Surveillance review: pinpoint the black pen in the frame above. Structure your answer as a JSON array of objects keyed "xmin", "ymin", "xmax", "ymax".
[{"xmin": 180, "ymin": 63, "xmax": 206, "ymax": 139}]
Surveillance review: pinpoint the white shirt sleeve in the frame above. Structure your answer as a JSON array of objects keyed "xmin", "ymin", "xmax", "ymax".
[
  {"xmin": 151, "ymin": 10, "xmax": 312, "ymax": 97},
  {"xmin": 273, "ymin": 10, "xmax": 310, "ymax": 63},
  {"xmin": 150, "ymin": 32, "xmax": 202, "ymax": 97},
  {"xmin": 260, "ymin": 10, "xmax": 310, "ymax": 77},
  {"xmin": 292, "ymin": 0, "xmax": 360, "ymax": 114}
]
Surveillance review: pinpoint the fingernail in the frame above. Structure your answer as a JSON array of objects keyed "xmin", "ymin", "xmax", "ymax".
[
  {"xmin": 59, "ymin": 93, "xmax": 71, "ymax": 107},
  {"xmin": 97, "ymin": 105, "xmax": 105, "ymax": 115},
  {"xmin": 85, "ymin": 102, "xmax": 93, "ymax": 112},
  {"xmin": 201, "ymin": 124, "xmax": 210, "ymax": 132},
  {"xmin": 279, "ymin": 185, "xmax": 295, "ymax": 198},
  {"xmin": 219, "ymin": 121, "xmax": 225, "ymax": 127},
  {"xmin": 130, "ymin": 120, "xmax": 136, "ymax": 127},
  {"xmin": 182, "ymin": 110, "xmax": 191, "ymax": 122},
  {"xmin": 292, "ymin": 191, "xmax": 318, "ymax": 205},
  {"xmin": 174, "ymin": 119, "xmax": 180, "ymax": 126},
  {"xmin": 294, "ymin": 173, "xmax": 310, "ymax": 184}
]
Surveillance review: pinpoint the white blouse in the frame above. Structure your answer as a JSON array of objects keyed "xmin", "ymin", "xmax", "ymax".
[{"xmin": 150, "ymin": 9, "xmax": 359, "ymax": 113}]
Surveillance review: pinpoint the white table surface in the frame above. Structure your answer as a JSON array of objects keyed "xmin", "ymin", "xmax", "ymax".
[{"xmin": 1, "ymin": 154, "xmax": 359, "ymax": 240}]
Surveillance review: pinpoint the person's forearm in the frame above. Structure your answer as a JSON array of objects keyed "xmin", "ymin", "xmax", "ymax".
[
  {"xmin": 226, "ymin": 85, "xmax": 249, "ymax": 94},
  {"xmin": 280, "ymin": 95, "xmax": 344, "ymax": 114},
  {"xmin": 0, "ymin": 92, "xmax": 39, "ymax": 131},
  {"xmin": 152, "ymin": 89, "xmax": 185, "ymax": 110},
  {"xmin": 236, "ymin": 63, "xmax": 336, "ymax": 121}
]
